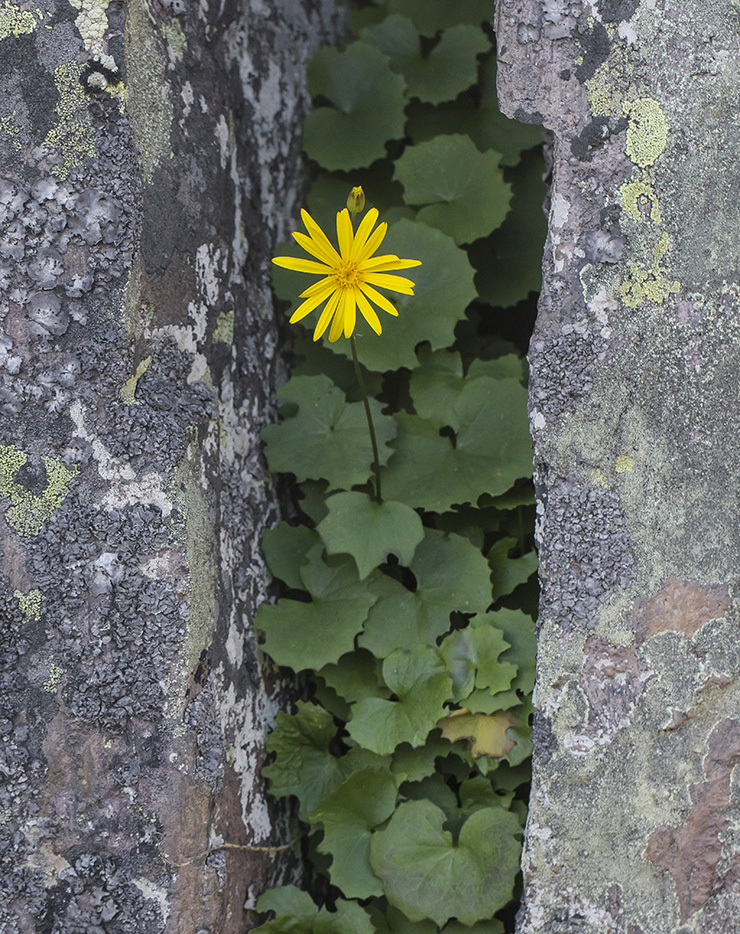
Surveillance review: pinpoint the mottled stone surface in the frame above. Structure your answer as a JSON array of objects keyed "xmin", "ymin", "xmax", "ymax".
[
  {"xmin": 0, "ymin": 0, "xmax": 343, "ymax": 930},
  {"xmin": 496, "ymin": 2, "xmax": 740, "ymax": 931}
]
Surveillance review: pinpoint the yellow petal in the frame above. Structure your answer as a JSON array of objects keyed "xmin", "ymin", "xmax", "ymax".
[
  {"xmin": 314, "ymin": 290, "xmax": 341, "ymax": 341},
  {"xmin": 363, "ymin": 272, "xmax": 416, "ymax": 294},
  {"xmin": 349, "ymin": 208, "xmax": 379, "ymax": 262},
  {"xmin": 356, "ymin": 290, "xmax": 382, "ymax": 335},
  {"xmin": 289, "ymin": 289, "xmax": 330, "ymax": 323},
  {"xmin": 336, "ymin": 209, "xmax": 353, "ymax": 261},
  {"xmin": 355, "ymin": 222, "xmax": 387, "ymax": 263},
  {"xmin": 363, "ymin": 255, "xmax": 422, "ymax": 272},
  {"xmin": 292, "ymin": 230, "xmax": 340, "ymax": 266},
  {"xmin": 342, "ymin": 289, "xmax": 357, "ymax": 339},
  {"xmin": 272, "ymin": 256, "xmax": 331, "ymax": 275},
  {"xmin": 360, "ymin": 283, "xmax": 399, "ymax": 317},
  {"xmin": 299, "ymin": 278, "xmax": 336, "ymax": 299},
  {"xmin": 329, "ymin": 297, "xmax": 346, "ymax": 342},
  {"xmin": 301, "ymin": 210, "xmax": 340, "ymax": 262}
]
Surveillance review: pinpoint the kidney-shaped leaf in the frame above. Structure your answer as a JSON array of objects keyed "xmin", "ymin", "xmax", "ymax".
[
  {"xmin": 360, "ymin": 528, "xmax": 493, "ymax": 657},
  {"xmin": 349, "ymin": 645, "xmax": 452, "ymax": 755},
  {"xmin": 370, "ymin": 799, "xmax": 522, "ymax": 926},
  {"xmin": 383, "ymin": 378, "xmax": 533, "ymax": 512},
  {"xmin": 261, "ymin": 374, "xmax": 396, "ymax": 490},
  {"xmin": 255, "ymin": 886, "xmax": 375, "ymax": 934},
  {"xmin": 311, "ymin": 767, "xmax": 398, "ymax": 899},
  {"xmin": 255, "ymin": 544, "xmax": 376, "ymax": 671},
  {"xmin": 304, "ymin": 42, "xmax": 407, "ymax": 171},
  {"xmin": 394, "ymin": 135, "xmax": 512, "ymax": 244},
  {"xmin": 318, "ymin": 491, "xmax": 424, "ymax": 578}
]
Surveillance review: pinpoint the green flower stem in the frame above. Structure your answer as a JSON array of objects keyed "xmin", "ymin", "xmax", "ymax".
[{"xmin": 350, "ymin": 335, "xmax": 382, "ymax": 504}]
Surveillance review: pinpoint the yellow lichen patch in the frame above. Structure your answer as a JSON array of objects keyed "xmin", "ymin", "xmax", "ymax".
[
  {"xmin": 615, "ymin": 455, "xmax": 634, "ymax": 473},
  {"xmin": 43, "ymin": 660, "xmax": 65, "ymax": 693},
  {"xmin": 585, "ymin": 61, "xmax": 623, "ymax": 117},
  {"xmin": 68, "ymin": 0, "xmax": 116, "ymax": 72},
  {"xmin": 620, "ymin": 232, "xmax": 680, "ymax": 308},
  {"xmin": 620, "ymin": 179, "xmax": 662, "ymax": 223},
  {"xmin": 14, "ymin": 588, "xmax": 44, "ymax": 623},
  {"xmin": 0, "ymin": 4, "xmax": 44, "ymax": 41},
  {"xmin": 0, "ymin": 112, "xmax": 21, "ymax": 151},
  {"xmin": 624, "ymin": 98, "xmax": 669, "ymax": 167},
  {"xmin": 592, "ymin": 469, "xmax": 610, "ymax": 490},
  {"xmin": 120, "ymin": 355, "xmax": 152, "ymax": 405},
  {"xmin": 43, "ymin": 62, "xmax": 97, "ymax": 179},
  {"xmin": 437, "ymin": 708, "xmax": 518, "ymax": 759},
  {"xmin": 212, "ymin": 309, "xmax": 234, "ymax": 345},
  {"xmin": 0, "ymin": 444, "xmax": 79, "ymax": 537},
  {"xmin": 163, "ymin": 20, "xmax": 186, "ymax": 62}
]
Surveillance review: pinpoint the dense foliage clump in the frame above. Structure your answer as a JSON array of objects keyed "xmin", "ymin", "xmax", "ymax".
[{"xmin": 255, "ymin": 1, "xmax": 547, "ymax": 930}]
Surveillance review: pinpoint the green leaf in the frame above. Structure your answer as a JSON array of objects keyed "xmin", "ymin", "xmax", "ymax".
[
  {"xmin": 263, "ymin": 702, "xmax": 369, "ymax": 820},
  {"xmin": 394, "ymin": 135, "xmax": 512, "ymax": 244},
  {"xmin": 261, "ymin": 522, "xmax": 318, "ymax": 590},
  {"xmin": 360, "ymin": 529, "xmax": 493, "ymax": 657},
  {"xmin": 439, "ymin": 618, "xmax": 517, "ymax": 703},
  {"xmin": 255, "ymin": 886, "xmax": 317, "ymax": 932},
  {"xmin": 362, "ymin": 17, "xmax": 490, "ymax": 105},
  {"xmin": 370, "ymin": 800, "xmax": 522, "ymax": 926},
  {"xmin": 331, "ymin": 219, "xmax": 477, "ymax": 373},
  {"xmin": 256, "ymin": 545, "xmax": 376, "ymax": 670},
  {"xmin": 409, "ymin": 350, "xmax": 527, "ymax": 430},
  {"xmin": 491, "ymin": 608, "xmax": 537, "ymax": 700},
  {"xmin": 319, "ymin": 649, "xmax": 391, "ymax": 705},
  {"xmin": 311, "ymin": 767, "xmax": 398, "ymax": 898},
  {"xmin": 317, "ymin": 491, "xmax": 424, "ymax": 578},
  {"xmin": 348, "ymin": 646, "xmax": 453, "ymax": 755},
  {"xmin": 255, "ymin": 887, "xmax": 376, "ymax": 934},
  {"xmin": 443, "ymin": 922, "xmax": 505, "ymax": 934},
  {"xmin": 385, "ymin": 0, "xmax": 494, "ymax": 36},
  {"xmin": 304, "ymin": 42, "xmax": 407, "ymax": 171},
  {"xmin": 489, "ymin": 537, "xmax": 538, "ymax": 601},
  {"xmin": 391, "ymin": 732, "xmax": 456, "ymax": 783},
  {"xmin": 383, "ymin": 380, "xmax": 533, "ymax": 512},
  {"xmin": 470, "ymin": 147, "xmax": 548, "ymax": 308},
  {"xmin": 261, "ymin": 375, "xmax": 396, "ymax": 490}
]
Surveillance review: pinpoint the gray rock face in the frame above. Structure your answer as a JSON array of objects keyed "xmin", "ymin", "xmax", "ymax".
[
  {"xmin": 497, "ymin": 2, "xmax": 740, "ymax": 931},
  {"xmin": 0, "ymin": 1, "xmax": 343, "ymax": 930}
]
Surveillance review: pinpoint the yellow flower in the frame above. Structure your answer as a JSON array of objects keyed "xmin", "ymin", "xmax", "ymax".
[{"xmin": 272, "ymin": 208, "xmax": 422, "ymax": 342}]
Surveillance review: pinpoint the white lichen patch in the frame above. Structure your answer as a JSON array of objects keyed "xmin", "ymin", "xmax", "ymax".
[
  {"xmin": 69, "ymin": 401, "xmax": 173, "ymax": 516},
  {"xmin": 131, "ymin": 878, "xmax": 171, "ymax": 925},
  {"xmin": 68, "ymin": 0, "xmax": 117, "ymax": 72}
]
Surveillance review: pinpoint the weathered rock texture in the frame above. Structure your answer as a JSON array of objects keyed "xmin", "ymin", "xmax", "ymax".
[
  {"xmin": 496, "ymin": 2, "xmax": 740, "ymax": 931},
  {"xmin": 0, "ymin": 0, "xmax": 342, "ymax": 930}
]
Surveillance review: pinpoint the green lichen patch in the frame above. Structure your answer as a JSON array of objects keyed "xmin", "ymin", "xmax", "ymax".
[
  {"xmin": 0, "ymin": 445, "xmax": 79, "ymax": 538},
  {"xmin": 620, "ymin": 233, "xmax": 680, "ymax": 308},
  {"xmin": 14, "ymin": 588, "xmax": 44, "ymax": 623}
]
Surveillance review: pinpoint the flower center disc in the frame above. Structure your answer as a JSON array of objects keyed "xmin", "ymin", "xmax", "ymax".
[{"xmin": 334, "ymin": 262, "xmax": 362, "ymax": 290}]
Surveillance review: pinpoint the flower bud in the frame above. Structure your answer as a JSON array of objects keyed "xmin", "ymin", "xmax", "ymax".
[{"xmin": 346, "ymin": 186, "xmax": 365, "ymax": 214}]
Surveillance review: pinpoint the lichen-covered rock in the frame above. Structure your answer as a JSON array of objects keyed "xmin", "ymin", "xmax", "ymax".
[
  {"xmin": 0, "ymin": 0, "xmax": 344, "ymax": 930},
  {"xmin": 497, "ymin": 1, "xmax": 740, "ymax": 930}
]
